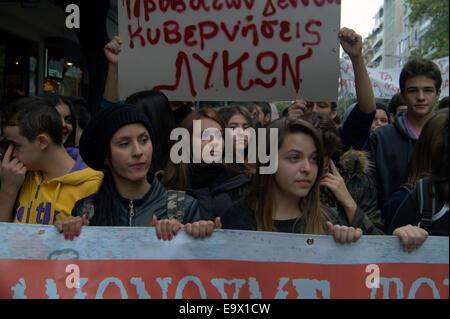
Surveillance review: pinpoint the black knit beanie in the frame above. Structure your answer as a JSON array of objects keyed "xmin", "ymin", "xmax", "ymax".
[{"xmin": 79, "ymin": 104, "xmax": 154, "ymax": 170}]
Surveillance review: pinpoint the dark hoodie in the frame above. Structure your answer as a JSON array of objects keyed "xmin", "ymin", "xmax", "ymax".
[
  {"xmin": 364, "ymin": 111, "xmax": 417, "ymax": 209},
  {"xmin": 188, "ymin": 164, "xmax": 252, "ymax": 221}
]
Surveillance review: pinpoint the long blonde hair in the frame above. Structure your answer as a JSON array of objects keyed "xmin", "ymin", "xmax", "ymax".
[{"xmin": 248, "ymin": 117, "xmax": 330, "ymax": 234}]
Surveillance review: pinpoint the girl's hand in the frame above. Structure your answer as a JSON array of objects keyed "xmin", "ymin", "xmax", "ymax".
[
  {"xmin": 184, "ymin": 217, "xmax": 222, "ymax": 239},
  {"xmin": 151, "ymin": 216, "xmax": 222, "ymax": 240},
  {"xmin": 326, "ymin": 222, "xmax": 362, "ymax": 244},
  {"xmin": 150, "ymin": 215, "xmax": 183, "ymax": 241},
  {"xmin": 393, "ymin": 225, "xmax": 428, "ymax": 253},
  {"xmin": 54, "ymin": 215, "xmax": 89, "ymax": 240}
]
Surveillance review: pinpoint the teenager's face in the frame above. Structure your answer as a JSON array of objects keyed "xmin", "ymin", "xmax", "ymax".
[
  {"xmin": 228, "ymin": 113, "xmax": 250, "ymax": 149},
  {"xmin": 274, "ymin": 132, "xmax": 319, "ymax": 199},
  {"xmin": 2, "ymin": 126, "xmax": 41, "ymax": 170},
  {"xmin": 371, "ymin": 109, "xmax": 389, "ymax": 132},
  {"xmin": 403, "ymin": 75, "xmax": 440, "ymax": 118},
  {"xmin": 311, "ymin": 102, "xmax": 336, "ymax": 119},
  {"xmin": 255, "ymin": 105, "xmax": 265, "ymax": 125},
  {"xmin": 55, "ymin": 103, "xmax": 73, "ymax": 145},
  {"xmin": 108, "ymin": 123, "xmax": 152, "ymax": 183},
  {"xmin": 193, "ymin": 118, "xmax": 224, "ymax": 162}
]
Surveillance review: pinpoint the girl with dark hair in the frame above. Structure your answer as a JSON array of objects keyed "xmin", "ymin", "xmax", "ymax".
[
  {"xmin": 65, "ymin": 96, "xmax": 91, "ymax": 148},
  {"xmin": 218, "ymin": 105, "xmax": 257, "ymax": 169},
  {"xmin": 388, "ymin": 109, "xmax": 449, "ymax": 241},
  {"xmin": 371, "ymin": 103, "xmax": 390, "ymax": 132},
  {"xmin": 161, "ymin": 108, "xmax": 252, "ymax": 221},
  {"xmin": 39, "ymin": 93, "xmax": 90, "ymax": 180},
  {"xmin": 221, "ymin": 117, "xmax": 420, "ymax": 250},
  {"xmin": 102, "ymin": 37, "xmax": 180, "ymax": 173},
  {"xmin": 40, "ymin": 92, "xmax": 77, "ymax": 148},
  {"xmin": 125, "ymin": 90, "xmax": 176, "ymax": 173},
  {"xmin": 221, "ymin": 117, "xmax": 363, "ymax": 243},
  {"xmin": 54, "ymin": 104, "xmax": 220, "ymax": 240},
  {"xmin": 382, "ymin": 109, "xmax": 445, "ymax": 229}
]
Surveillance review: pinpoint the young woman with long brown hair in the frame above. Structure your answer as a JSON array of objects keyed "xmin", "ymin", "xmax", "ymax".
[
  {"xmin": 161, "ymin": 107, "xmax": 252, "ymax": 221},
  {"xmin": 221, "ymin": 117, "xmax": 363, "ymax": 243}
]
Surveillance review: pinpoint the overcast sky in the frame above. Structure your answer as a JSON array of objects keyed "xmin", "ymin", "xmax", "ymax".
[{"xmin": 340, "ymin": 0, "xmax": 384, "ymax": 39}]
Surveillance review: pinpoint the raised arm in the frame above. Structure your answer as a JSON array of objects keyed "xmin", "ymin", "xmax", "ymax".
[
  {"xmin": 339, "ymin": 27, "xmax": 376, "ymax": 114},
  {"xmin": 103, "ymin": 36, "xmax": 122, "ymax": 102}
]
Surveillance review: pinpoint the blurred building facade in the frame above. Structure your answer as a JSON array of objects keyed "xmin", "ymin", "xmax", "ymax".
[{"xmin": 362, "ymin": 0, "xmax": 432, "ymax": 69}]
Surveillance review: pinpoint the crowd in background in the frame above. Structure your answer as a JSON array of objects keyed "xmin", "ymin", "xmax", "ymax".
[{"xmin": 0, "ymin": 27, "xmax": 448, "ymax": 252}]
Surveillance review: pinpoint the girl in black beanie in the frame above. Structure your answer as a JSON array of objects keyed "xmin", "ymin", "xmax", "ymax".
[{"xmin": 54, "ymin": 104, "xmax": 221, "ymax": 241}]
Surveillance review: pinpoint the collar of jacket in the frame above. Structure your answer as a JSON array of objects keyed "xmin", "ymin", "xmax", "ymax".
[
  {"xmin": 394, "ymin": 111, "xmax": 419, "ymax": 141},
  {"xmin": 114, "ymin": 173, "xmax": 165, "ymax": 206}
]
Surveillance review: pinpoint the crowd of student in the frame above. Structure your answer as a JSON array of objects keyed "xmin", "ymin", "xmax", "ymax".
[{"xmin": 0, "ymin": 27, "xmax": 448, "ymax": 253}]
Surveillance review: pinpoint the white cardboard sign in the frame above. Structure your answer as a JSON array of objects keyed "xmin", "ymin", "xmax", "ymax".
[{"xmin": 118, "ymin": 0, "xmax": 341, "ymax": 102}]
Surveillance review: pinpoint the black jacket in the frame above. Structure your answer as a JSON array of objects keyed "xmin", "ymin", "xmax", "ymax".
[
  {"xmin": 72, "ymin": 176, "xmax": 201, "ymax": 226},
  {"xmin": 388, "ymin": 178, "xmax": 449, "ymax": 236},
  {"xmin": 189, "ymin": 164, "xmax": 252, "ymax": 220},
  {"xmin": 321, "ymin": 149, "xmax": 384, "ymax": 235},
  {"xmin": 365, "ymin": 111, "xmax": 417, "ymax": 209}
]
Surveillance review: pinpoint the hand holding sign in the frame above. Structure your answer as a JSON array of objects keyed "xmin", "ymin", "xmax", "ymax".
[
  {"xmin": 393, "ymin": 225, "xmax": 429, "ymax": 253},
  {"xmin": 326, "ymin": 222, "xmax": 363, "ymax": 244},
  {"xmin": 339, "ymin": 27, "xmax": 363, "ymax": 60},
  {"xmin": 184, "ymin": 217, "xmax": 222, "ymax": 239},
  {"xmin": 150, "ymin": 215, "xmax": 183, "ymax": 241},
  {"xmin": 150, "ymin": 215, "xmax": 222, "ymax": 241},
  {"xmin": 104, "ymin": 36, "xmax": 123, "ymax": 102},
  {"xmin": 104, "ymin": 36, "xmax": 123, "ymax": 65},
  {"xmin": 288, "ymin": 100, "xmax": 310, "ymax": 118},
  {"xmin": 55, "ymin": 215, "xmax": 90, "ymax": 241}
]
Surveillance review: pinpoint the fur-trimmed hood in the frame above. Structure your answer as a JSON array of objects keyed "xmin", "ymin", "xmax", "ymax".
[{"xmin": 339, "ymin": 149, "xmax": 373, "ymax": 181}]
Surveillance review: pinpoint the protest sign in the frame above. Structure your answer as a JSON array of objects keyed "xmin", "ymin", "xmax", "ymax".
[
  {"xmin": 339, "ymin": 56, "xmax": 449, "ymax": 100},
  {"xmin": 118, "ymin": 0, "xmax": 341, "ymax": 102},
  {"xmin": 0, "ymin": 223, "xmax": 448, "ymax": 299}
]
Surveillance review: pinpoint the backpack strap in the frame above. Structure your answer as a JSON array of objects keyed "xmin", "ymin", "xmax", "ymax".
[
  {"xmin": 418, "ymin": 179, "xmax": 435, "ymax": 233},
  {"xmin": 399, "ymin": 184, "xmax": 413, "ymax": 193},
  {"xmin": 167, "ymin": 190, "xmax": 185, "ymax": 223}
]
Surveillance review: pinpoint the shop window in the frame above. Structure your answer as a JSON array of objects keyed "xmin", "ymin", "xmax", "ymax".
[
  {"xmin": 44, "ymin": 48, "xmax": 83, "ymax": 96},
  {"xmin": 0, "ymin": 32, "xmax": 38, "ymax": 99},
  {"xmin": 62, "ymin": 62, "xmax": 83, "ymax": 96}
]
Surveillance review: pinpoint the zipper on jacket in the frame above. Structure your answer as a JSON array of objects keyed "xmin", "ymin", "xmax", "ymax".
[{"xmin": 129, "ymin": 200, "xmax": 135, "ymax": 226}]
